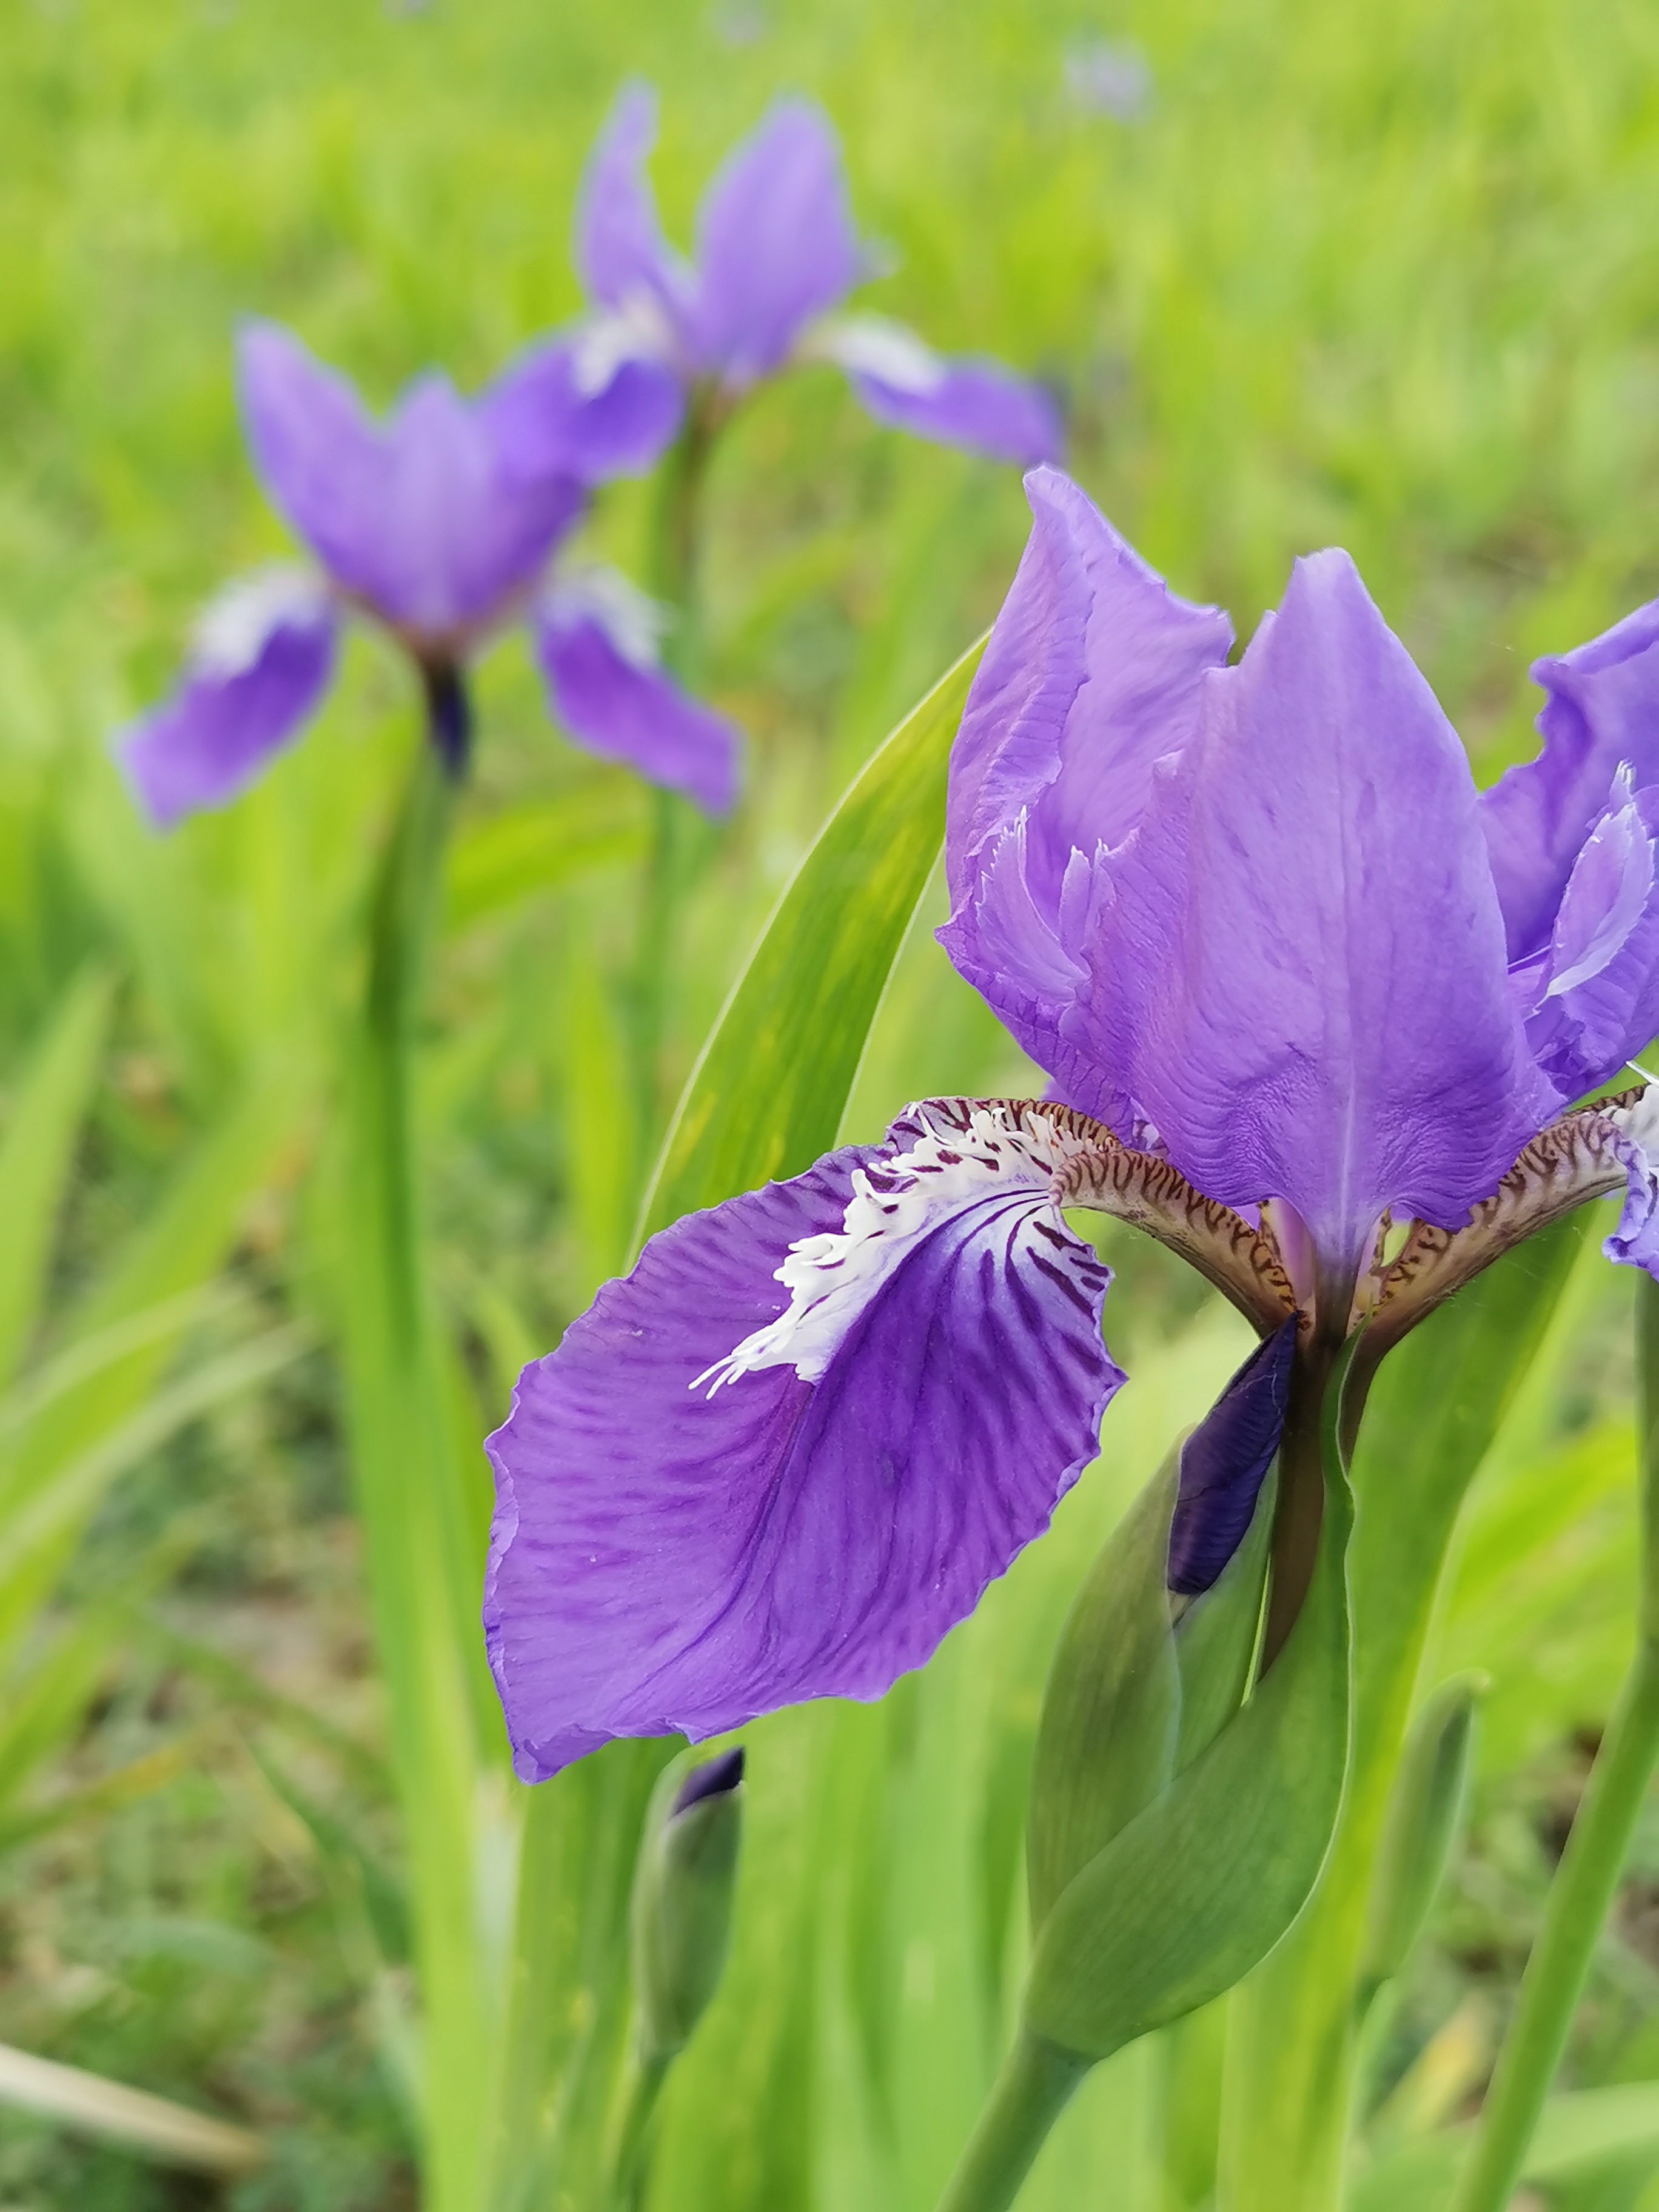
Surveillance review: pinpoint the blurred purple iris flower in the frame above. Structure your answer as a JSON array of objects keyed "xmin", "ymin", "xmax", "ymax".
[
  {"xmin": 569, "ymin": 84, "xmax": 1064, "ymax": 468},
  {"xmin": 483, "ymin": 465, "xmax": 1659, "ymax": 1782},
  {"xmin": 119, "ymin": 322, "xmax": 741, "ymax": 827}
]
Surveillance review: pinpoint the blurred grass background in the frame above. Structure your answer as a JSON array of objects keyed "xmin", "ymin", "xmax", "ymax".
[{"xmin": 4, "ymin": 0, "xmax": 1659, "ymax": 2204}]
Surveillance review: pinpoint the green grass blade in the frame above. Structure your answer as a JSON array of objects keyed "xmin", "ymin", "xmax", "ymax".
[
  {"xmin": 0, "ymin": 1320, "xmax": 313, "ymax": 1651},
  {"xmin": 636, "ymin": 631, "xmax": 986, "ymax": 1242},
  {"xmin": 444, "ymin": 783, "xmax": 647, "ymax": 935},
  {"xmin": 0, "ymin": 963, "xmax": 111, "ymax": 1386}
]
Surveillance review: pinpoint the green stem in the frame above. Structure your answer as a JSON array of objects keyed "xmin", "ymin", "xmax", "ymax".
[
  {"xmin": 648, "ymin": 397, "xmax": 722, "ymax": 675},
  {"xmin": 339, "ymin": 719, "xmax": 490, "ymax": 2212},
  {"xmin": 931, "ymin": 2033, "xmax": 1090, "ymax": 2212},
  {"xmin": 1216, "ymin": 1221, "xmax": 1587, "ymax": 2212},
  {"xmin": 626, "ymin": 785, "xmax": 685, "ymax": 1148},
  {"xmin": 608, "ymin": 2051, "xmax": 671, "ymax": 2212},
  {"xmin": 628, "ymin": 392, "xmax": 728, "ymax": 1149},
  {"xmin": 1449, "ymin": 1275, "xmax": 1659, "ymax": 2212}
]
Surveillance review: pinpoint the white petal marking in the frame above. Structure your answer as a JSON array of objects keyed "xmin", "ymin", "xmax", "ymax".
[
  {"xmin": 692, "ymin": 1102, "xmax": 1103, "ymax": 1396},
  {"xmin": 192, "ymin": 566, "xmax": 330, "ymax": 680}
]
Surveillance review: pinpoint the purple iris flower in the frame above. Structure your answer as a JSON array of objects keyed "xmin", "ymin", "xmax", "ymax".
[
  {"xmin": 483, "ymin": 464, "xmax": 1659, "ymax": 1783},
  {"xmin": 569, "ymin": 84, "xmax": 1065, "ymax": 469},
  {"xmin": 118, "ymin": 322, "xmax": 740, "ymax": 826}
]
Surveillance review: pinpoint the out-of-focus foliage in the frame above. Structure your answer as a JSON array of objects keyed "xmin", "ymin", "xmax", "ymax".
[{"xmin": 4, "ymin": 0, "xmax": 1659, "ymax": 2204}]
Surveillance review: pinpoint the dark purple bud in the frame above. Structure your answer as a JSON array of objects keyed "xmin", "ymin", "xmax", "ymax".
[
  {"xmin": 1167, "ymin": 1317, "xmax": 1297, "ymax": 1597},
  {"xmin": 670, "ymin": 1745, "xmax": 745, "ymax": 1818},
  {"xmin": 421, "ymin": 662, "xmax": 473, "ymax": 779}
]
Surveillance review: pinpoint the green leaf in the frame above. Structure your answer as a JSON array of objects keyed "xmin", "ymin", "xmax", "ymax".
[
  {"xmin": 1218, "ymin": 1219, "xmax": 1592, "ymax": 2210},
  {"xmin": 1359, "ymin": 1672, "xmax": 1481, "ymax": 1990},
  {"xmin": 636, "ymin": 631, "xmax": 987, "ymax": 1242},
  {"xmin": 1352, "ymin": 2083, "xmax": 1659, "ymax": 2211},
  {"xmin": 0, "ymin": 963, "xmax": 112, "ymax": 1387},
  {"xmin": 1025, "ymin": 1462, "xmax": 1182, "ymax": 1932},
  {"xmin": 443, "ymin": 782, "xmax": 646, "ymax": 935},
  {"xmin": 1022, "ymin": 1424, "xmax": 1351, "ymax": 2061}
]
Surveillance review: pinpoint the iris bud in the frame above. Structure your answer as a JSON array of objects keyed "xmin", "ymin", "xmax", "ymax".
[
  {"xmin": 631, "ymin": 1746, "xmax": 746, "ymax": 2063},
  {"xmin": 1361, "ymin": 1674, "xmax": 1483, "ymax": 1992},
  {"xmin": 1027, "ymin": 1322, "xmax": 1293, "ymax": 1931}
]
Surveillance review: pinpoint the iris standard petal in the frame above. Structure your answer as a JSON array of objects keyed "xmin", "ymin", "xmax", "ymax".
[
  {"xmin": 364, "ymin": 375, "xmax": 585, "ymax": 635},
  {"xmin": 688, "ymin": 98, "xmax": 863, "ymax": 383},
  {"xmin": 1166, "ymin": 1318, "xmax": 1296, "ymax": 1598},
  {"xmin": 1481, "ymin": 597, "xmax": 1659, "ymax": 962},
  {"xmin": 237, "ymin": 322, "xmax": 393, "ymax": 605},
  {"xmin": 1520, "ymin": 773, "xmax": 1659, "ymax": 1097},
  {"xmin": 534, "ymin": 573, "xmax": 740, "ymax": 813},
  {"xmin": 576, "ymin": 81, "xmax": 692, "ymax": 327},
  {"xmin": 1088, "ymin": 549, "xmax": 1559, "ymax": 1277},
  {"xmin": 241, "ymin": 324, "xmax": 584, "ymax": 638},
  {"xmin": 482, "ymin": 340, "xmax": 683, "ymax": 483},
  {"xmin": 117, "ymin": 570, "xmax": 337, "ymax": 829},
  {"xmin": 483, "ymin": 1104, "xmax": 1121, "ymax": 1780},
  {"xmin": 938, "ymin": 469, "xmax": 1232, "ymax": 1124}
]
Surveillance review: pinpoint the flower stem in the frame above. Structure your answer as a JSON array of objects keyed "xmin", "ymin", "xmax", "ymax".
[
  {"xmin": 627, "ymin": 784, "xmax": 686, "ymax": 1149},
  {"xmin": 338, "ymin": 712, "xmax": 490, "ymax": 2212},
  {"xmin": 649, "ymin": 394, "xmax": 723, "ymax": 676},
  {"xmin": 1449, "ymin": 1274, "xmax": 1659, "ymax": 2212},
  {"xmin": 630, "ymin": 392, "xmax": 725, "ymax": 1149},
  {"xmin": 931, "ymin": 2033, "xmax": 1090, "ymax": 2212},
  {"xmin": 607, "ymin": 2052, "xmax": 671, "ymax": 2212}
]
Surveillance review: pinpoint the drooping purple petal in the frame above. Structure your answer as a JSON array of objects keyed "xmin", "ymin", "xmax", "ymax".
[
  {"xmin": 1086, "ymin": 549, "xmax": 1560, "ymax": 1277},
  {"xmin": 937, "ymin": 469, "xmax": 1232, "ymax": 1127},
  {"xmin": 483, "ymin": 1102, "xmax": 1122, "ymax": 1780},
  {"xmin": 576, "ymin": 82, "xmax": 693, "ymax": 327},
  {"xmin": 1166, "ymin": 1318, "xmax": 1295, "ymax": 1597},
  {"xmin": 239, "ymin": 323, "xmax": 583, "ymax": 638},
  {"xmin": 688, "ymin": 98, "xmax": 863, "ymax": 383},
  {"xmin": 116, "ymin": 571, "xmax": 338, "ymax": 829},
  {"xmin": 1481, "ymin": 597, "xmax": 1659, "ymax": 962},
  {"xmin": 483, "ymin": 339, "xmax": 683, "ymax": 484},
  {"xmin": 1596, "ymin": 1089, "xmax": 1659, "ymax": 1281},
  {"xmin": 534, "ymin": 573, "xmax": 740, "ymax": 813},
  {"xmin": 849, "ymin": 355, "xmax": 1063, "ymax": 466},
  {"xmin": 1519, "ymin": 772, "xmax": 1659, "ymax": 1097}
]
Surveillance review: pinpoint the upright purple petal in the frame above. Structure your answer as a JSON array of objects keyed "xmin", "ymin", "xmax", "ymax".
[
  {"xmin": 534, "ymin": 572, "xmax": 740, "ymax": 813},
  {"xmin": 237, "ymin": 323, "xmax": 392, "ymax": 606},
  {"xmin": 1481, "ymin": 598, "xmax": 1659, "ymax": 961},
  {"xmin": 577, "ymin": 82, "xmax": 692, "ymax": 326},
  {"xmin": 688, "ymin": 99, "xmax": 863, "ymax": 383},
  {"xmin": 1519, "ymin": 772, "xmax": 1659, "ymax": 1097},
  {"xmin": 483, "ymin": 340, "xmax": 683, "ymax": 484},
  {"xmin": 117, "ymin": 571, "xmax": 338, "ymax": 828},
  {"xmin": 240, "ymin": 323, "xmax": 583, "ymax": 639},
  {"xmin": 937, "ymin": 469, "xmax": 1232, "ymax": 1126},
  {"xmin": 1167, "ymin": 1319, "xmax": 1294, "ymax": 1598},
  {"xmin": 1087, "ymin": 551, "xmax": 1560, "ymax": 1278},
  {"xmin": 483, "ymin": 1103, "xmax": 1121, "ymax": 1779}
]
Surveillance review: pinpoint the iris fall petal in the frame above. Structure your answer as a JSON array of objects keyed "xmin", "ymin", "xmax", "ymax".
[
  {"xmin": 117, "ymin": 571, "xmax": 338, "ymax": 830},
  {"xmin": 535, "ymin": 579, "xmax": 740, "ymax": 814},
  {"xmin": 484, "ymin": 1108, "xmax": 1121, "ymax": 1779}
]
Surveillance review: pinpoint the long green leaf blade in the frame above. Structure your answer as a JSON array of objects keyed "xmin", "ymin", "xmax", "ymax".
[
  {"xmin": 637, "ymin": 632, "xmax": 986, "ymax": 1242},
  {"xmin": 0, "ymin": 964, "xmax": 112, "ymax": 1386}
]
